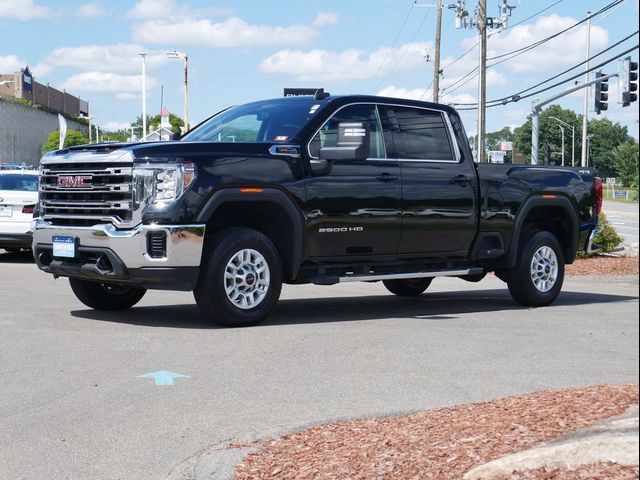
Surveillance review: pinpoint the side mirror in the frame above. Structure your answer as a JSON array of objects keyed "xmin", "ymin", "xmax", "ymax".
[
  {"xmin": 319, "ymin": 122, "xmax": 370, "ymax": 161},
  {"xmin": 170, "ymin": 131, "xmax": 181, "ymax": 141}
]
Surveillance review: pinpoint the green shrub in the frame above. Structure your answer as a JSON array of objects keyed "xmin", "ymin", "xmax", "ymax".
[{"xmin": 587, "ymin": 213, "xmax": 623, "ymax": 255}]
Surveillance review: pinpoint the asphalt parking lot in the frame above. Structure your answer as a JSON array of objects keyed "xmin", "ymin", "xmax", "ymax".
[{"xmin": 0, "ymin": 250, "xmax": 638, "ymax": 480}]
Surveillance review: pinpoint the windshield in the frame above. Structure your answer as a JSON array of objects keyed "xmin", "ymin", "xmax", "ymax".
[
  {"xmin": 0, "ymin": 174, "xmax": 38, "ymax": 192},
  {"xmin": 181, "ymin": 98, "xmax": 327, "ymax": 143}
]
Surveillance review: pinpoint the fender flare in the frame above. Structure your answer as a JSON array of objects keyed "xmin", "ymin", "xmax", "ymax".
[
  {"xmin": 195, "ymin": 188, "xmax": 305, "ymax": 280},
  {"xmin": 505, "ymin": 195, "xmax": 579, "ymax": 267}
]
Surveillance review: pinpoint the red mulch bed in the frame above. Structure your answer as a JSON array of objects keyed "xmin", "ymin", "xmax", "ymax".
[{"xmin": 234, "ymin": 385, "xmax": 638, "ymax": 480}]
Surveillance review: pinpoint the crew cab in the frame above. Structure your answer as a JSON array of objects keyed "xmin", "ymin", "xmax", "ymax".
[{"xmin": 32, "ymin": 93, "xmax": 602, "ymax": 326}]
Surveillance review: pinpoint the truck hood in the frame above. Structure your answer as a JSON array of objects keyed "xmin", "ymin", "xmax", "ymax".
[{"xmin": 42, "ymin": 141, "xmax": 286, "ymax": 164}]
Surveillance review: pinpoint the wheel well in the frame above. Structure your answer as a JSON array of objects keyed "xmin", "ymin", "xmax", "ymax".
[
  {"xmin": 519, "ymin": 206, "xmax": 575, "ymax": 262},
  {"xmin": 205, "ymin": 201, "xmax": 297, "ymax": 280}
]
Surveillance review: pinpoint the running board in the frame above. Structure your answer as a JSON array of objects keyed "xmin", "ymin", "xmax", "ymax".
[{"xmin": 313, "ymin": 268, "xmax": 484, "ymax": 285}]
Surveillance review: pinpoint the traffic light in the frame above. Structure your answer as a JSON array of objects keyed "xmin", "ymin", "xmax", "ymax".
[
  {"xmin": 621, "ymin": 56, "xmax": 638, "ymax": 107},
  {"xmin": 594, "ymin": 71, "xmax": 608, "ymax": 114}
]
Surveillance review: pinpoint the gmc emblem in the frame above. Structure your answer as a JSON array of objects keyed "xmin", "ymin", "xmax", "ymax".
[{"xmin": 57, "ymin": 175, "xmax": 92, "ymax": 188}]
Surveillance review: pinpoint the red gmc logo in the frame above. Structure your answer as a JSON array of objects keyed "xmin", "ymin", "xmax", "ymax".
[{"xmin": 57, "ymin": 175, "xmax": 92, "ymax": 188}]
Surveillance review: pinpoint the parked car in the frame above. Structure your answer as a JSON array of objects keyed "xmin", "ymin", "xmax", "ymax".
[{"xmin": 0, "ymin": 170, "xmax": 38, "ymax": 253}]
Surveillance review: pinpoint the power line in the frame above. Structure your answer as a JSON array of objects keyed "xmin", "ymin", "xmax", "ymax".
[
  {"xmin": 362, "ymin": 1, "xmax": 414, "ymax": 92},
  {"xmin": 453, "ymin": 44, "xmax": 639, "ymax": 110},
  {"xmin": 487, "ymin": 0, "xmax": 624, "ymax": 62},
  {"xmin": 442, "ymin": 3, "xmax": 630, "ymax": 100},
  {"xmin": 451, "ymin": 31, "xmax": 638, "ymax": 105},
  {"xmin": 369, "ymin": 6, "xmax": 433, "ymax": 93},
  {"xmin": 440, "ymin": 0, "xmax": 564, "ymax": 76}
]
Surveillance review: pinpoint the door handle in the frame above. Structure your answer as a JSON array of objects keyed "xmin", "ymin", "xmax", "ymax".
[
  {"xmin": 376, "ymin": 173, "xmax": 399, "ymax": 182},
  {"xmin": 452, "ymin": 174, "xmax": 470, "ymax": 185}
]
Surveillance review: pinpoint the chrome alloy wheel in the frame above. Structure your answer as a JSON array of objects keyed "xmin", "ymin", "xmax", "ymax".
[
  {"xmin": 530, "ymin": 245, "xmax": 558, "ymax": 293},
  {"xmin": 224, "ymin": 248, "xmax": 270, "ymax": 310}
]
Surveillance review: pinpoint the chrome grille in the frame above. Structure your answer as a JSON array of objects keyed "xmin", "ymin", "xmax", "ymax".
[{"xmin": 40, "ymin": 161, "xmax": 134, "ymax": 227}]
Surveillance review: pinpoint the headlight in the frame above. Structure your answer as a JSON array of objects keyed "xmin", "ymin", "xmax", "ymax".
[{"xmin": 133, "ymin": 161, "xmax": 196, "ymax": 207}]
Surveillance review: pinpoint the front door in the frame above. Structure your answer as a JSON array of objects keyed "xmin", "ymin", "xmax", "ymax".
[{"xmin": 305, "ymin": 103, "xmax": 401, "ymax": 258}]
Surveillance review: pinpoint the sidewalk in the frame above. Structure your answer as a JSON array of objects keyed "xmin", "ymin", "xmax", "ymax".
[{"xmin": 464, "ymin": 403, "xmax": 639, "ymax": 479}]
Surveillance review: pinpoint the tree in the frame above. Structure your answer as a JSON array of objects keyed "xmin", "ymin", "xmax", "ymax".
[
  {"xmin": 41, "ymin": 130, "xmax": 90, "ymax": 154},
  {"xmin": 587, "ymin": 119, "xmax": 633, "ymax": 178},
  {"xmin": 513, "ymin": 105, "xmax": 581, "ymax": 164},
  {"xmin": 611, "ymin": 140, "xmax": 639, "ymax": 187}
]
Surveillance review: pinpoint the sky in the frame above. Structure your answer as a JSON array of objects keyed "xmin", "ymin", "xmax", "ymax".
[{"xmin": 1, "ymin": 0, "xmax": 638, "ymax": 139}]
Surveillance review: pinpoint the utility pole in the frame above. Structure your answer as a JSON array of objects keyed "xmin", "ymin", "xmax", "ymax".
[
  {"xmin": 139, "ymin": 52, "xmax": 147, "ymax": 142},
  {"xmin": 414, "ymin": 1, "xmax": 443, "ymax": 103},
  {"xmin": 433, "ymin": 0, "xmax": 443, "ymax": 102},
  {"xmin": 448, "ymin": 0, "xmax": 515, "ymax": 162},
  {"xmin": 477, "ymin": 0, "xmax": 487, "ymax": 163},
  {"xmin": 580, "ymin": 12, "xmax": 591, "ymax": 167}
]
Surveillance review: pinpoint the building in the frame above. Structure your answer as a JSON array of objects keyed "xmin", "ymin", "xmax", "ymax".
[
  {"xmin": 0, "ymin": 66, "xmax": 89, "ymax": 117},
  {"xmin": 0, "ymin": 67, "xmax": 89, "ymax": 166},
  {"xmin": 142, "ymin": 107, "xmax": 174, "ymax": 142}
]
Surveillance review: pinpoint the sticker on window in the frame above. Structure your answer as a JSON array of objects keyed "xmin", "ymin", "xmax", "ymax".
[{"xmin": 274, "ymin": 135, "xmax": 289, "ymax": 141}]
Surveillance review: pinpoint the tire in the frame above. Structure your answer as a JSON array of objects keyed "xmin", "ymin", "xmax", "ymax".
[
  {"xmin": 383, "ymin": 278, "xmax": 433, "ymax": 296},
  {"xmin": 194, "ymin": 228, "xmax": 283, "ymax": 327},
  {"xmin": 69, "ymin": 279, "xmax": 146, "ymax": 310},
  {"xmin": 506, "ymin": 231, "xmax": 565, "ymax": 307}
]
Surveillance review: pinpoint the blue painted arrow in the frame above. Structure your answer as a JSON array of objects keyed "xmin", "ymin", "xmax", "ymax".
[{"xmin": 138, "ymin": 370, "xmax": 191, "ymax": 386}]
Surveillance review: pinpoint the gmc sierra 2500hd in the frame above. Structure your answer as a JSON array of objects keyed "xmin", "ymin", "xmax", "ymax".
[{"xmin": 32, "ymin": 92, "xmax": 603, "ymax": 327}]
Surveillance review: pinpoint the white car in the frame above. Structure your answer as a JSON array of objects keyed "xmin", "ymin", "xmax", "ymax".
[{"xmin": 0, "ymin": 170, "xmax": 38, "ymax": 253}]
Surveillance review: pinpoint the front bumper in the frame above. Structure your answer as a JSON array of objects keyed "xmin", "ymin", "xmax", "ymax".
[{"xmin": 32, "ymin": 220, "xmax": 205, "ymax": 290}]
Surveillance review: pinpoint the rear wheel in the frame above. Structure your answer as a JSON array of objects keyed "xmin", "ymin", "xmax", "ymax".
[
  {"xmin": 506, "ymin": 231, "xmax": 565, "ymax": 307},
  {"xmin": 383, "ymin": 278, "xmax": 433, "ymax": 296},
  {"xmin": 194, "ymin": 228, "xmax": 282, "ymax": 327},
  {"xmin": 69, "ymin": 279, "xmax": 146, "ymax": 310}
]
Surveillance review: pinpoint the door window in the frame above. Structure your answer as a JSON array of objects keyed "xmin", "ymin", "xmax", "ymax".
[
  {"xmin": 380, "ymin": 106, "xmax": 455, "ymax": 161},
  {"xmin": 309, "ymin": 104, "xmax": 385, "ymax": 158}
]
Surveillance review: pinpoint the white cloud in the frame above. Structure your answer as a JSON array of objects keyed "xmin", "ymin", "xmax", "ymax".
[
  {"xmin": 259, "ymin": 42, "xmax": 432, "ymax": 84},
  {"xmin": 477, "ymin": 14, "xmax": 608, "ymax": 73},
  {"xmin": 312, "ymin": 12, "xmax": 339, "ymax": 27},
  {"xmin": 61, "ymin": 71, "xmax": 158, "ymax": 99},
  {"xmin": 101, "ymin": 121, "xmax": 131, "ymax": 131},
  {"xmin": 0, "ymin": 55, "xmax": 27, "ymax": 73},
  {"xmin": 377, "ymin": 86, "xmax": 476, "ymax": 106},
  {"xmin": 39, "ymin": 44, "xmax": 169, "ymax": 75},
  {"xmin": 0, "ymin": 0, "xmax": 50, "ymax": 20},
  {"xmin": 124, "ymin": 0, "xmax": 231, "ymax": 20},
  {"xmin": 76, "ymin": 2, "xmax": 108, "ymax": 18},
  {"xmin": 132, "ymin": 17, "xmax": 319, "ymax": 48}
]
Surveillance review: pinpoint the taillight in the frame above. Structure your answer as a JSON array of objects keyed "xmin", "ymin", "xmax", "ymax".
[
  {"xmin": 594, "ymin": 177, "xmax": 603, "ymax": 215},
  {"xmin": 22, "ymin": 204, "xmax": 35, "ymax": 214}
]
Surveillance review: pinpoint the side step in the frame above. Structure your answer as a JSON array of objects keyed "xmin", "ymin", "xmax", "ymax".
[{"xmin": 313, "ymin": 267, "xmax": 485, "ymax": 285}]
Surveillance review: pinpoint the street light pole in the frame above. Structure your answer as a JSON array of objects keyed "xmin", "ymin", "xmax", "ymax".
[
  {"xmin": 556, "ymin": 124, "xmax": 565, "ymax": 166},
  {"xmin": 550, "ymin": 116, "xmax": 576, "ymax": 166},
  {"xmin": 139, "ymin": 52, "xmax": 147, "ymax": 141},
  {"xmin": 165, "ymin": 50, "xmax": 189, "ymax": 132}
]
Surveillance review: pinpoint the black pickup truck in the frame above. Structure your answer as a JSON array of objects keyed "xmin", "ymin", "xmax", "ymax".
[{"xmin": 32, "ymin": 93, "xmax": 603, "ymax": 326}]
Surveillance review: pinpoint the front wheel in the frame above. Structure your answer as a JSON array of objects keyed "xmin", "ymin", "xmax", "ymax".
[
  {"xmin": 506, "ymin": 231, "xmax": 565, "ymax": 307},
  {"xmin": 194, "ymin": 228, "xmax": 282, "ymax": 327},
  {"xmin": 69, "ymin": 279, "xmax": 146, "ymax": 310},
  {"xmin": 383, "ymin": 278, "xmax": 433, "ymax": 296}
]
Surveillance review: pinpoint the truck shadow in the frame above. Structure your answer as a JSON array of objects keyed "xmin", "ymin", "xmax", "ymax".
[
  {"xmin": 70, "ymin": 288, "xmax": 637, "ymax": 329},
  {"xmin": 0, "ymin": 250, "xmax": 34, "ymax": 264}
]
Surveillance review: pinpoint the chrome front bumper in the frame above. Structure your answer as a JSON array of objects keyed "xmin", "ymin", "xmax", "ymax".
[{"xmin": 31, "ymin": 220, "xmax": 205, "ymax": 290}]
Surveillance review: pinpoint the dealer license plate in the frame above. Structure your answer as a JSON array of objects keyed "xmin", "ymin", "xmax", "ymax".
[
  {"xmin": 0, "ymin": 205, "xmax": 12, "ymax": 217},
  {"xmin": 53, "ymin": 235, "xmax": 77, "ymax": 258}
]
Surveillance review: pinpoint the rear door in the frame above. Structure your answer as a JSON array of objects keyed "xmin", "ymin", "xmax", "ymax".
[{"xmin": 378, "ymin": 105, "xmax": 477, "ymax": 255}]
